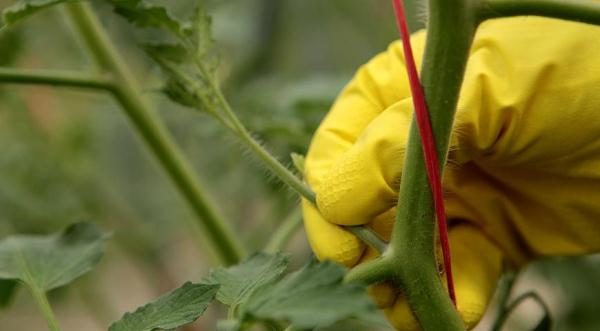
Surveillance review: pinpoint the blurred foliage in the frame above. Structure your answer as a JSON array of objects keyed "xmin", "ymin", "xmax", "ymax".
[{"xmin": 0, "ymin": 0, "xmax": 598, "ymax": 330}]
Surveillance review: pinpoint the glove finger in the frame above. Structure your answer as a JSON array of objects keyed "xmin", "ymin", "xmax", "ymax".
[
  {"xmin": 384, "ymin": 225, "xmax": 504, "ymax": 330},
  {"xmin": 301, "ymin": 199, "xmax": 365, "ymax": 267},
  {"xmin": 305, "ymin": 32, "xmax": 427, "ymax": 190},
  {"xmin": 316, "ymin": 99, "xmax": 413, "ymax": 225}
]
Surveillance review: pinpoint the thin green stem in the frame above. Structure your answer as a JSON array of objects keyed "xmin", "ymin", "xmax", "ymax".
[
  {"xmin": 265, "ymin": 207, "xmax": 303, "ymax": 253},
  {"xmin": 0, "ymin": 68, "xmax": 112, "ymax": 90},
  {"xmin": 347, "ymin": 226, "xmax": 386, "ymax": 254},
  {"xmin": 62, "ymin": 2, "xmax": 245, "ymax": 266},
  {"xmin": 29, "ymin": 287, "xmax": 61, "ymax": 331},
  {"xmin": 478, "ymin": 0, "xmax": 600, "ymax": 25},
  {"xmin": 238, "ymin": 128, "xmax": 316, "ymax": 204},
  {"xmin": 199, "ymin": 62, "xmax": 316, "ymax": 204},
  {"xmin": 222, "ymin": 98, "xmax": 389, "ymax": 253},
  {"xmin": 191, "ymin": 59, "xmax": 389, "ymax": 252}
]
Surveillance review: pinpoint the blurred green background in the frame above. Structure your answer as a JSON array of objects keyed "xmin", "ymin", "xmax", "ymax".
[{"xmin": 0, "ymin": 0, "xmax": 598, "ymax": 330}]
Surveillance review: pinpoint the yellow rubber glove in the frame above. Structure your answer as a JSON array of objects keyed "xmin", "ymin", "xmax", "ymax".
[{"xmin": 302, "ymin": 16, "xmax": 600, "ymax": 330}]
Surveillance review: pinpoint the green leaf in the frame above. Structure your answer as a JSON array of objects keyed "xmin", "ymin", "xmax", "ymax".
[
  {"xmin": 0, "ymin": 279, "xmax": 17, "ymax": 307},
  {"xmin": 206, "ymin": 253, "xmax": 288, "ymax": 306},
  {"xmin": 241, "ymin": 261, "xmax": 375, "ymax": 329},
  {"xmin": 109, "ymin": 282, "xmax": 219, "ymax": 331},
  {"xmin": 1, "ymin": 0, "xmax": 78, "ymax": 27},
  {"xmin": 107, "ymin": 0, "xmax": 189, "ymax": 37},
  {"xmin": 0, "ymin": 222, "xmax": 107, "ymax": 292},
  {"xmin": 188, "ymin": 2, "xmax": 214, "ymax": 58}
]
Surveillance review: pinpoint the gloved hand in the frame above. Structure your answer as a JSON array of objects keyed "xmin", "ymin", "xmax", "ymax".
[{"xmin": 302, "ymin": 16, "xmax": 600, "ymax": 330}]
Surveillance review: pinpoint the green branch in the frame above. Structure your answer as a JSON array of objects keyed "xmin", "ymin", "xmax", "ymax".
[
  {"xmin": 479, "ymin": 0, "xmax": 600, "ymax": 25},
  {"xmin": 61, "ymin": 2, "xmax": 245, "ymax": 266},
  {"xmin": 347, "ymin": 226, "xmax": 387, "ymax": 254},
  {"xmin": 0, "ymin": 68, "xmax": 112, "ymax": 90}
]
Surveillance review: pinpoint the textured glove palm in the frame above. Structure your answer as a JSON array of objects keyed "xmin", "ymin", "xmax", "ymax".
[{"xmin": 302, "ymin": 17, "xmax": 600, "ymax": 330}]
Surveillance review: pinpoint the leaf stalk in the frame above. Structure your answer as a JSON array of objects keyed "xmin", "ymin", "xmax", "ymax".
[
  {"xmin": 30, "ymin": 287, "xmax": 61, "ymax": 331},
  {"xmin": 0, "ymin": 68, "xmax": 112, "ymax": 90}
]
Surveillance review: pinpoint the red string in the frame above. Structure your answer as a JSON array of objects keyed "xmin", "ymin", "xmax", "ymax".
[{"xmin": 391, "ymin": 0, "xmax": 456, "ymax": 305}]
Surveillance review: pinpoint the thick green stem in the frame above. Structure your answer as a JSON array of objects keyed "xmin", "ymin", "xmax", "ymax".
[
  {"xmin": 63, "ymin": 2, "xmax": 245, "ymax": 266},
  {"xmin": 346, "ymin": 0, "xmax": 477, "ymax": 329},
  {"xmin": 30, "ymin": 287, "xmax": 61, "ymax": 331},
  {"xmin": 384, "ymin": 0, "xmax": 477, "ymax": 329},
  {"xmin": 0, "ymin": 68, "xmax": 112, "ymax": 90},
  {"xmin": 478, "ymin": 0, "xmax": 600, "ymax": 25}
]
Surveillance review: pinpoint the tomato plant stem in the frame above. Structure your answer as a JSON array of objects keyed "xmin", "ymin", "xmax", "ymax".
[
  {"xmin": 30, "ymin": 287, "xmax": 61, "ymax": 331},
  {"xmin": 0, "ymin": 68, "xmax": 112, "ymax": 90},
  {"xmin": 347, "ymin": 0, "xmax": 477, "ymax": 328},
  {"xmin": 478, "ymin": 0, "xmax": 600, "ymax": 24},
  {"xmin": 384, "ymin": 0, "xmax": 478, "ymax": 327},
  {"xmin": 194, "ymin": 57, "xmax": 317, "ymax": 205},
  {"xmin": 391, "ymin": 0, "xmax": 456, "ymax": 304},
  {"xmin": 62, "ymin": 2, "xmax": 245, "ymax": 266}
]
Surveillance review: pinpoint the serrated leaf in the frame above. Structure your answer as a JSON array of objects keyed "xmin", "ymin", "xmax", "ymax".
[
  {"xmin": 109, "ymin": 282, "xmax": 218, "ymax": 331},
  {"xmin": 0, "ymin": 222, "xmax": 107, "ymax": 292},
  {"xmin": 241, "ymin": 261, "xmax": 375, "ymax": 329},
  {"xmin": 0, "ymin": 279, "xmax": 17, "ymax": 307},
  {"xmin": 205, "ymin": 253, "xmax": 288, "ymax": 307},
  {"xmin": 108, "ymin": 0, "xmax": 189, "ymax": 37},
  {"xmin": 1, "ymin": 0, "xmax": 78, "ymax": 27}
]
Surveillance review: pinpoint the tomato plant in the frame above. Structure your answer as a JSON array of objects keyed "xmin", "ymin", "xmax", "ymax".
[{"xmin": 0, "ymin": 0, "xmax": 599, "ymax": 330}]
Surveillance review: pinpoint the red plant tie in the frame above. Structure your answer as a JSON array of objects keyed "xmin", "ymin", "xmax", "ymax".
[{"xmin": 391, "ymin": 0, "xmax": 456, "ymax": 305}]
